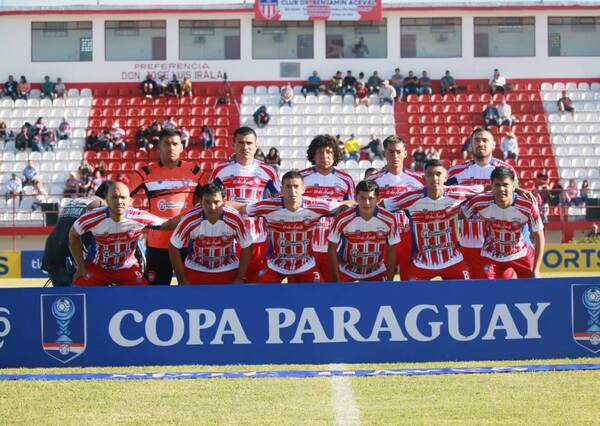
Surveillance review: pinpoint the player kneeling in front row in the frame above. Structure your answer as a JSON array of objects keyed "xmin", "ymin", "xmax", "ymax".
[
  {"xmin": 228, "ymin": 170, "xmax": 353, "ymax": 283},
  {"xmin": 328, "ymin": 180, "xmax": 399, "ymax": 282},
  {"xmin": 461, "ymin": 166, "xmax": 545, "ymax": 278},
  {"xmin": 68, "ymin": 182, "xmax": 176, "ymax": 286},
  {"xmin": 169, "ymin": 182, "xmax": 252, "ymax": 285}
]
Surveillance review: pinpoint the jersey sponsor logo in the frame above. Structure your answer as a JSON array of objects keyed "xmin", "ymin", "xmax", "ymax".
[
  {"xmin": 571, "ymin": 285, "xmax": 600, "ymax": 353},
  {"xmin": 41, "ymin": 294, "xmax": 87, "ymax": 363},
  {"xmin": 157, "ymin": 199, "xmax": 186, "ymax": 211},
  {"xmin": 346, "ymin": 231, "xmax": 387, "ymax": 242}
]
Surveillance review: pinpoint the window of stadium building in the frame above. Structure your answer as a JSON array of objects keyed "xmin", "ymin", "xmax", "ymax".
[
  {"xmin": 548, "ymin": 17, "xmax": 600, "ymax": 56},
  {"xmin": 326, "ymin": 20, "xmax": 387, "ymax": 59},
  {"xmin": 31, "ymin": 21, "xmax": 93, "ymax": 62},
  {"xmin": 474, "ymin": 17, "xmax": 535, "ymax": 57},
  {"xmin": 253, "ymin": 21, "xmax": 314, "ymax": 59},
  {"xmin": 400, "ymin": 18, "xmax": 461, "ymax": 58},
  {"xmin": 105, "ymin": 20, "xmax": 166, "ymax": 61},
  {"xmin": 179, "ymin": 20, "xmax": 240, "ymax": 60}
]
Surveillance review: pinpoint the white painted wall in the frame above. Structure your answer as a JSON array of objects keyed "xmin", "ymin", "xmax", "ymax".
[{"xmin": 1, "ymin": 9, "xmax": 600, "ymax": 83}]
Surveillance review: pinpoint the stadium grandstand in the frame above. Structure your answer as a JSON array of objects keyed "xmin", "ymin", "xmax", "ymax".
[{"xmin": 0, "ymin": 0, "xmax": 599, "ymax": 250}]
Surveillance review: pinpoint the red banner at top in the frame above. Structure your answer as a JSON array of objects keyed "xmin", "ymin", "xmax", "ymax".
[{"xmin": 255, "ymin": 0, "xmax": 383, "ymax": 21}]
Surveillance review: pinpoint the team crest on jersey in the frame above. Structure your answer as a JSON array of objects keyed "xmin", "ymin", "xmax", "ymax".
[
  {"xmin": 41, "ymin": 294, "xmax": 87, "ymax": 363},
  {"xmin": 571, "ymin": 285, "xmax": 600, "ymax": 353}
]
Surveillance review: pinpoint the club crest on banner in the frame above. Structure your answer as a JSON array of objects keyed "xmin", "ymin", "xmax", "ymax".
[
  {"xmin": 41, "ymin": 294, "xmax": 87, "ymax": 363},
  {"xmin": 258, "ymin": 0, "xmax": 280, "ymax": 20},
  {"xmin": 571, "ymin": 285, "xmax": 600, "ymax": 353}
]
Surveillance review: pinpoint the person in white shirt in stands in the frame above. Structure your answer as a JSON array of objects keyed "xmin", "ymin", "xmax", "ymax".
[
  {"xmin": 280, "ymin": 82, "xmax": 294, "ymax": 107},
  {"xmin": 5, "ymin": 173, "xmax": 23, "ymax": 203},
  {"xmin": 110, "ymin": 122, "xmax": 126, "ymax": 152},
  {"xmin": 489, "ymin": 68, "xmax": 507, "ymax": 94},
  {"xmin": 500, "ymin": 131, "xmax": 519, "ymax": 161},
  {"xmin": 497, "ymin": 98, "xmax": 516, "ymax": 128},
  {"xmin": 53, "ymin": 77, "xmax": 66, "ymax": 99},
  {"xmin": 378, "ymin": 80, "xmax": 396, "ymax": 106},
  {"xmin": 58, "ymin": 117, "xmax": 72, "ymax": 140}
]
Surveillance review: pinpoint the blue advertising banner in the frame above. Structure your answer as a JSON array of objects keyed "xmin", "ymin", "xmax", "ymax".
[
  {"xmin": 0, "ymin": 278, "xmax": 599, "ymax": 368},
  {"xmin": 21, "ymin": 250, "xmax": 47, "ymax": 278}
]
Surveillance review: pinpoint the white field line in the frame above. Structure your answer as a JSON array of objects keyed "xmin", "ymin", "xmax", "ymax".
[{"xmin": 328, "ymin": 363, "xmax": 361, "ymax": 426}]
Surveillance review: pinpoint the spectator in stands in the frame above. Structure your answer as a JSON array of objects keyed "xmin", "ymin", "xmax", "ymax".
[
  {"xmin": 266, "ymin": 147, "xmax": 281, "ymax": 172},
  {"xmin": 162, "ymin": 116, "xmax": 178, "ymax": 130},
  {"xmin": 15, "ymin": 126, "xmax": 29, "ymax": 151},
  {"xmin": 110, "ymin": 123, "xmax": 126, "ymax": 152},
  {"xmin": 93, "ymin": 161, "xmax": 106, "ymax": 177},
  {"xmin": 57, "ymin": 117, "xmax": 72, "ymax": 140},
  {"xmin": 411, "ymin": 146, "xmax": 427, "ymax": 171},
  {"xmin": 40, "ymin": 76, "xmax": 55, "ymax": 99},
  {"xmin": 141, "ymin": 73, "xmax": 156, "ymax": 98},
  {"xmin": 497, "ymin": 98, "xmax": 516, "ymax": 128},
  {"xmin": 440, "ymin": 70, "xmax": 457, "ymax": 95},
  {"xmin": 489, "ymin": 68, "xmax": 507, "ymax": 94},
  {"xmin": 329, "ymin": 70, "xmax": 343, "ymax": 95},
  {"xmin": 341, "ymin": 70, "xmax": 357, "ymax": 98},
  {"xmin": 0, "ymin": 120, "xmax": 7, "ymax": 144},
  {"xmin": 357, "ymin": 72, "xmax": 367, "ymax": 86},
  {"xmin": 302, "ymin": 70, "xmax": 321, "ymax": 96},
  {"xmin": 85, "ymin": 129, "xmax": 99, "ymax": 151},
  {"xmin": 280, "ymin": 82, "xmax": 294, "ymax": 107},
  {"xmin": 367, "ymin": 71, "xmax": 382, "ymax": 94},
  {"xmin": 361, "ymin": 134, "xmax": 384, "ymax": 161},
  {"xmin": 418, "ymin": 71, "xmax": 432, "ymax": 95},
  {"xmin": 200, "ymin": 125, "xmax": 214, "ymax": 149},
  {"xmin": 461, "ymin": 137, "xmax": 472, "ymax": 161},
  {"xmin": 534, "ymin": 185, "xmax": 550, "ymax": 223},
  {"xmin": 253, "ymin": 105, "xmax": 270, "ymax": 128},
  {"xmin": 166, "ymin": 74, "xmax": 181, "ymax": 97},
  {"xmin": 403, "ymin": 70, "xmax": 419, "ymax": 95},
  {"xmin": 17, "ymin": 76, "xmax": 31, "ymax": 100},
  {"xmin": 180, "ymin": 127, "xmax": 190, "ymax": 148},
  {"xmin": 426, "ymin": 146, "xmax": 441, "ymax": 160},
  {"xmin": 135, "ymin": 125, "xmax": 150, "ymax": 150},
  {"xmin": 378, "ymin": 80, "xmax": 396, "ymax": 106},
  {"xmin": 5, "ymin": 173, "xmax": 23, "ymax": 203},
  {"xmin": 390, "ymin": 68, "xmax": 403, "ymax": 101},
  {"xmin": 500, "ymin": 131, "xmax": 519, "ymax": 161},
  {"xmin": 78, "ymin": 159, "xmax": 92, "ymax": 177},
  {"xmin": 181, "ymin": 77, "xmax": 193, "ymax": 98},
  {"xmin": 34, "ymin": 116, "xmax": 47, "ymax": 133},
  {"xmin": 91, "ymin": 170, "xmax": 105, "ymax": 193},
  {"xmin": 98, "ymin": 126, "xmax": 113, "ymax": 151},
  {"xmin": 148, "ymin": 120, "xmax": 162, "ymax": 146},
  {"xmin": 483, "ymin": 100, "xmax": 500, "ymax": 128},
  {"xmin": 30, "ymin": 128, "xmax": 43, "ymax": 152},
  {"xmin": 364, "ymin": 167, "xmax": 378, "ymax": 179},
  {"xmin": 53, "ymin": 77, "xmax": 66, "ymax": 99},
  {"xmin": 30, "ymin": 178, "xmax": 48, "ymax": 211},
  {"xmin": 557, "ymin": 90, "xmax": 576, "ymax": 118},
  {"xmin": 565, "ymin": 179, "xmax": 582, "ymax": 206},
  {"xmin": 42, "ymin": 129, "xmax": 57, "ymax": 152},
  {"xmin": 355, "ymin": 81, "xmax": 370, "ymax": 106},
  {"xmin": 352, "ymin": 36, "xmax": 369, "ymax": 57},
  {"xmin": 580, "ymin": 179, "xmax": 590, "ymax": 204},
  {"xmin": 64, "ymin": 171, "xmax": 80, "ymax": 197},
  {"xmin": 3, "ymin": 75, "xmax": 18, "ymax": 100},
  {"xmin": 548, "ymin": 180, "xmax": 565, "ymax": 206},
  {"xmin": 585, "ymin": 224, "xmax": 600, "ymax": 242},
  {"xmin": 343, "ymin": 134, "xmax": 360, "ymax": 162},
  {"xmin": 78, "ymin": 169, "xmax": 93, "ymax": 195},
  {"xmin": 254, "ymin": 148, "xmax": 266, "ymax": 162},
  {"xmin": 22, "ymin": 160, "xmax": 38, "ymax": 186},
  {"xmin": 115, "ymin": 171, "xmax": 130, "ymax": 185},
  {"xmin": 156, "ymin": 73, "xmax": 168, "ymax": 96},
  {"xmin": 536, "ymin": 167, "xmax": 550, "ymax": 189}
]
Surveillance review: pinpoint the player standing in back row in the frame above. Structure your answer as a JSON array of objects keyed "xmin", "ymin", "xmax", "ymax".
[
  {"xmin": 446, "ymin": 127, "xmax": 516, "ymax": 279},
  {"xmin": 128, "ymin": 128, "xmax": 205, "ymax": 285},
  {"xmin": 300, "ymin": 135, "xmax": 355, "ymax": 282},
  {"xmin": 210, "ymin": 127, "xmax": 280, "ymax": 282}
]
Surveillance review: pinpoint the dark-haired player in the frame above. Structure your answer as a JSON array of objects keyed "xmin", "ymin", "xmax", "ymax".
[
  {"xmin": 210, "ymin": 126, "xmax": 280, "ymax": 282},
  {"xmin": 300, "ymin": 135, "xmax": 355, "ymax": 282},
  {"xmin": 169, "ymin": 182, "xmax": 252, "ymax": 285},
  {"xmin": 461, "ymin": 166, "xmax": 544, "ymax": 278},
  {"xmin": 384, "ymin": 159, "xmax": 482, "ymax": 281},
  {"xmin": 128, "ymin": 128, "xmax": 206, "ymax": 285},
  {"xmin": 328, "ymin": 180, "xmax": 398, "ymax": 282}
]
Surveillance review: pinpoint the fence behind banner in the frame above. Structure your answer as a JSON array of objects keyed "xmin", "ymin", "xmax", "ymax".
[{"xmin": 0, "ymin": 278, "xmax": 599, "ymax": 368}]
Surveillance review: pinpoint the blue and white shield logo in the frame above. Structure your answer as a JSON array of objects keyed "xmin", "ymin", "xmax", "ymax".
[
  {"xmin": 259, "ymin": 0, "xmax": 280, "ymax": 20},
  {"xmin": 571, "ymin": 285, "xmax": 600, "ymax": 354},
  {"xmin": 41, "ymin": 294, "xmax": 87, "ymax": 363}
]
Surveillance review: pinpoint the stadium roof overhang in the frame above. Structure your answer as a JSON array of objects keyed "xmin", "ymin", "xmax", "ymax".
[{"xmin": 1, "ymin": 0, "xmax": 600, "ymax": 15}]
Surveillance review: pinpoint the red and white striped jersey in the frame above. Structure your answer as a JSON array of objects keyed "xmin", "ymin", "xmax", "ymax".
[
  {"xmin": 170, "ymin": 206, "xmax": 253, "ymax": 273},
  {"xmin": 72, "ymin": 206, "xmax": 164, "ymax": 270},
  {"xmin": 210, "ymin": 159, "xmax": 280, "ymax": 243},
  {"xmin": 447, "ymin": 159, "xmax": 516, "ymax": 248},
  {"xmin": 366, "ymin": 169, "xmax": 423, "ymax": 233},
  {"xmin": 328, "ymin": 206, "xmax": 400, "ymax": 279},
  {"xmin": 461, "ymin": 192, "xmax": 543, "ymax": 262},
  {"xmin": 246, "ymin": 197, "xmax": 337, "ymax": 274},
  {"xmin": 384, "ymin": 186, "xmax": 482, "ymax": 270},
  {"xmin": 300, "ymin": 167, "xmax": 355, "ymax": 253}
]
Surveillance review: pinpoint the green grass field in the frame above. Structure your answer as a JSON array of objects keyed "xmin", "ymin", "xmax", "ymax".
[{"xmin": 1, "ymin": 275, "xmax": 599, "ymax": 423}]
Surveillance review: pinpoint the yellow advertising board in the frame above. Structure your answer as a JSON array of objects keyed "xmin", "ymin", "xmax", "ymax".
[
  {"xmin": 542, "ymin": 244, "xmax": 600, "ymax": 273},
  {"xmin": 0, "ymin": 251, "xmax": 22, "ymax": 279}
]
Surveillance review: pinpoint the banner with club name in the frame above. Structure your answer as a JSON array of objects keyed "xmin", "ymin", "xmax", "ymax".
[
  {"xmin": 0, "ymin": 278, "xmax": 599, "ymax": 368},
  {"xmin": 255, "ymin": 0, "xmax": 382, "ymax": 21}
]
